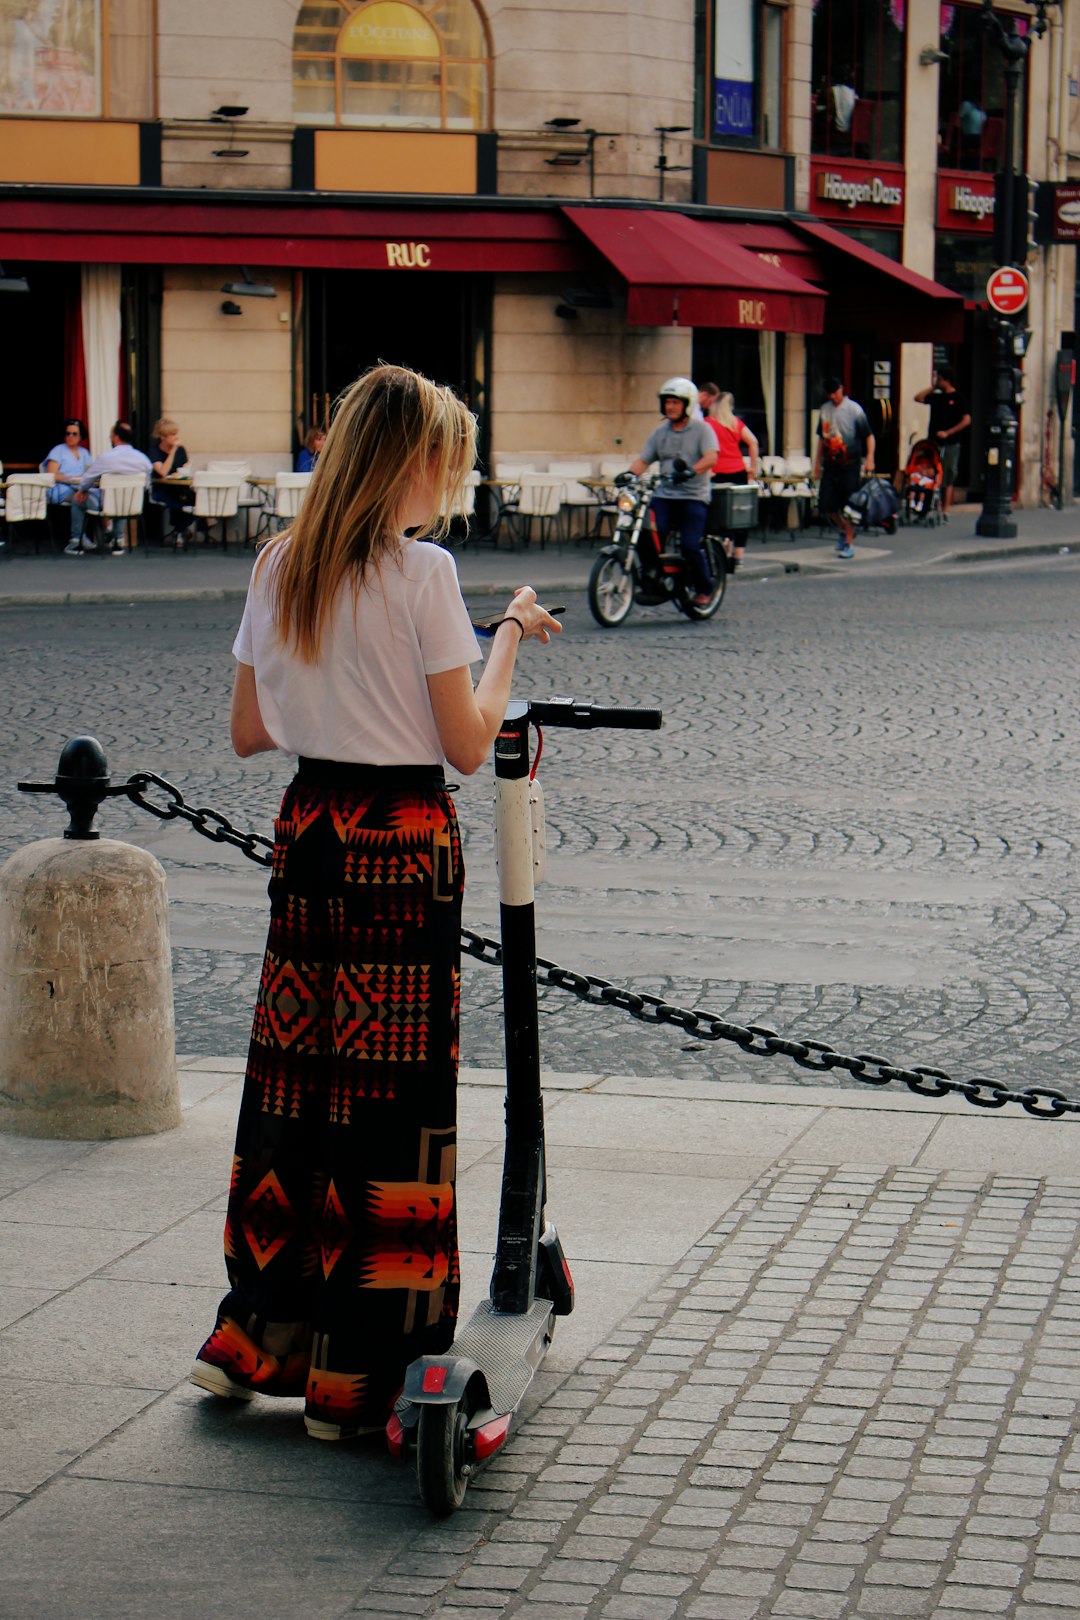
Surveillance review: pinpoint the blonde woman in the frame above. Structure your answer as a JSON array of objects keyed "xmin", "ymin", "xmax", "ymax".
[
  {"xmin": 149, "ymin": 417, "xmax": 194, "ymax": 547},
  {"xmin": 706, "ymin": 391, "xmax": 760, "ymax": 571},
  {"xmin": 191, "ymin": 364, "xmax": 560, "ymax": 1442}
]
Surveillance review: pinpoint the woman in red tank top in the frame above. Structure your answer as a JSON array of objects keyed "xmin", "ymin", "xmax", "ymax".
[{"xmin": 705, "ymin": 393, "xmax": 760, "ymax": 571}]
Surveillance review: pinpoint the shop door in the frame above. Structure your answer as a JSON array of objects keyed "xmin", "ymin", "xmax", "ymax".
[
  {"xmin": 806, "ymin": 335, "xmax": 899, "ymax": 476},
  {"xmin": 303, "ymin": 270, "xmax": 490, "ymax": 461},
  {"xmin": 0, "ymin": 263, "xmax": 78, "ymax": 468}
]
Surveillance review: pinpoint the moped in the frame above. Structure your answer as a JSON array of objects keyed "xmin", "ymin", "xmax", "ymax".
[{"xmin": 587, "ymin": 472, "xmax": 727, "ymax": 628}]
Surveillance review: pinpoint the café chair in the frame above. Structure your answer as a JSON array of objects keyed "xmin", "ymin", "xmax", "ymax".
[
  {"xmin": 4, "ymin": 473, "xmax": 54, "ymax": 554},
  {"xmin": 192, "ymin": 470, "xmax": 242, "ymax": 550},
  {"xmin": 272, "ymin": 470, "xmax": 313, "ymax": 534},
  {"xmin": 513, "ymin": 473, "xmax": 566, "ymax": 549},
  {"xmin": 547, "ymin": 459, "xmax": 597, "ymax": 541},
  {"xmin": 488, "ymin": 461, "xmax": 531, "ymax": 544},
  {"xmin": 98, "ymin": 473, "xmax": 147, "ymax": 551},
  {"xmin": 209, "ymin": 459, "xmax": 264, "ymax": 543}
]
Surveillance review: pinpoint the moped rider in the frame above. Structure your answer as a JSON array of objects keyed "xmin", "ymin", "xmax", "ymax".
[{"xmin": 628, "ymin": 376, "xmax": 718, "ymax": 606}]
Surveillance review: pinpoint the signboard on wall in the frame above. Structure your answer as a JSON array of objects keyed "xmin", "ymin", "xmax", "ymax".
[
  {"xmin": 0, "ymin": 0, "xmax": 101, "ymax": 116},
  {"xmin": 937, "ymin": 172, "xmax": 995, "ymax": 234},
  {"xmin": 1033, "ymin": 181, "xmax": 1080, "ymax": 243},
  {"xmin": 809, "ymin": 159, "xmax": 905, "ymax": 227},
  {"xmin": 712, "ymin": 0, "xmax": 755, "ymax": 139}
]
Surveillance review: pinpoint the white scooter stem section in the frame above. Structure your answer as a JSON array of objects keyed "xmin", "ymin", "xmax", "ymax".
[{"xmin": 494, "ymin": 775, "xmax": 535, "ymax": 908}]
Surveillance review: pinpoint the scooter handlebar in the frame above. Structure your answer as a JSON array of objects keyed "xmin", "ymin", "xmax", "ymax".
[{"xmin": 527, "ymin": 700, "xmax": 662, "ymax": 731}]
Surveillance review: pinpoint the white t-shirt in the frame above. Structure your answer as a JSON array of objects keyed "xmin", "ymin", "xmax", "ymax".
[{"xmin": 233, "ymin": 536, "xmax": 483, "ymax": 765}]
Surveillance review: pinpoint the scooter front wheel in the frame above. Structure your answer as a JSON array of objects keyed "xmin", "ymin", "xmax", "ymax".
[
  {"xmin": 588, "ymin": 552, "xmax": 635, "ymax": 627},
  {"xmin": 684, "ymin": 537, "xmax": 727, "ymax": 621},
  {"xmin": 417, "ymin": 1398, "xmax": 474, "ymax": 1516}
]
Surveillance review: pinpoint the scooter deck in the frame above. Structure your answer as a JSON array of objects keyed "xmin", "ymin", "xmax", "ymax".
[{"xmin": 452, "ymin": 1295, "xmax": 555, "ymax": 1414}]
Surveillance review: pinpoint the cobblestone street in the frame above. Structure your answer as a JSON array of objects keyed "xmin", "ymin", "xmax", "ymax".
[
  {"xmin": 3, "ymin": 555, "xmax": 1079, "ymax": 1096},
  {"xmin": 2, "ymin": 551, "xmax": 1080, "ymax": 1619}
]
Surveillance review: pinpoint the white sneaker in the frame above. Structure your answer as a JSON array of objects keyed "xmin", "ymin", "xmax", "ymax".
[
  {"xmin": 110, "ymin": 536, "xmax": 128, "ymax": 553},
  {"xmin": 64, "ymin": 540, "xmax": 83, "ymax": 556},
  {"xmin": 81, "ymin": 534, "xmax": 98, "ymax": 552}
]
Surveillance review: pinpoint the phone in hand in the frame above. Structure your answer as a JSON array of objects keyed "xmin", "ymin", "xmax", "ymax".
[{"xmin": 472, "ymin": 605, "xmax": 565, "ymax": 633}]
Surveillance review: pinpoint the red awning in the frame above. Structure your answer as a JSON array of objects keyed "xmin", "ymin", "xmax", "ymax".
[
  {"xmin": 0, "ymin": 196, "xmax": 592, "ymax": 274},
  {"xmin": 563, "ymin": 207, "xmax": 826, "ymax": 333},
  {"xmin": 717, "ymin": 217, "xmax": 964, "ymax": 344}
]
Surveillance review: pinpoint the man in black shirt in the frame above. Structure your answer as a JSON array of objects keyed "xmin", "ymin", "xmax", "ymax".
[{"xmin": 914, "ymin": 364, "xmax": 971, "ymax": 515}]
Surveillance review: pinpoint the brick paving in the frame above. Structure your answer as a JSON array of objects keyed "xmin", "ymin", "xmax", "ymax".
[{"xmin": 352, "ymin": 1163, "xmax": 1080, "ymax": 1619}]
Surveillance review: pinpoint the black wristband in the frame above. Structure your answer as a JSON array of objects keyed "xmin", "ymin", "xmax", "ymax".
[{"xmin": 496, "ymin": 616, "xmax": 525, "ymax": 641}]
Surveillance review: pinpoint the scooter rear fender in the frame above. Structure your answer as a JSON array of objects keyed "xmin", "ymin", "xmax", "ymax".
[{"xmin": 401, "ymin": 1354, "xmax": 491, "ymax": 1410}]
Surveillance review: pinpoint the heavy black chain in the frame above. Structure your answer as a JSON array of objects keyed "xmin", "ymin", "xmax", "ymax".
[
  {"xmin": 123, "ymin": 772, "xmax": 275, "ymax": 865},
  {"xmin": 116, "ymin": 771, "xmax": 1078, "ymax": 1122}
]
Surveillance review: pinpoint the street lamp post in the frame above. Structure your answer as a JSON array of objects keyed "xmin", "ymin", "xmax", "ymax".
[{"xmin": 976, "ymin": 0, "xmax": 1060, "ymax": 537}]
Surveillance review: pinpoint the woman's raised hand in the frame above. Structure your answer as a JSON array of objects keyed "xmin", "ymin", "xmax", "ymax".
[{"xmin": 503, "ymin": 586, "xmax": 563, "ymax": 645}]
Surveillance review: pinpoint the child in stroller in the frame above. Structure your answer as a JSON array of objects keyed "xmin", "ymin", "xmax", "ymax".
[{"xmin": 902, "ymin": 439, "xmax": 944, "ymax": 525}]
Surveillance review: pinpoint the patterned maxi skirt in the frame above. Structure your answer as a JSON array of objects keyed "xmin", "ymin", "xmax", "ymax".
[{"xmin": 194, "ymin": 759, "xmax": 464, "ymax": 1436}]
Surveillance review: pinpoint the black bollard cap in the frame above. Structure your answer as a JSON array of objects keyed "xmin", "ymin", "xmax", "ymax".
[{"xmin": 55, "ymin": 736, "xmax": 110, "ymax": 841}]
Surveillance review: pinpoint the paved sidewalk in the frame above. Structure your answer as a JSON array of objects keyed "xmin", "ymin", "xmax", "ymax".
[
  {"xmin": 1, "ymin": 502, "xmax": 1079, "ymax": 608},
  {"xmin": 1, "ymin": 1058, "xmax": 1078, "ymax": 1619}
]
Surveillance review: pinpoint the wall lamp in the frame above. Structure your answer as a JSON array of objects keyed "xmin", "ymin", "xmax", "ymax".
[
  {"xmin": 212, "ymin": 105, "xmax": 248, "ymax": 119},
  {"xmin": 919, "ymin": 46, "xmax": 949, "ymax": 65},
  {"xmin": 220, "ymin": 300, "xmax": 243, "ymax": 316},
  {"xmin": 220, "ymin": 266, "xmax": 276, "ymax": 298},
  {"xmin": 0, "ymin": 263, "xmax": 29, "ymax": 293},
  {"xmin": 213, "ymin": 148, "xmax": 250, "ymax": 158}
]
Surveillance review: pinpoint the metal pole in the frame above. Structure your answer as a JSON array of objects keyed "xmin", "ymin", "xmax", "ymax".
[{"xmin": 976, "ymin": 13, "xmax": 1027, "ymax": 539}]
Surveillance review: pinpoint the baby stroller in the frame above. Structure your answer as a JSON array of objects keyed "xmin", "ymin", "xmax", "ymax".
[{"xmin": 901, "ymin": 439, "xmax": 944, "ymax": 526}]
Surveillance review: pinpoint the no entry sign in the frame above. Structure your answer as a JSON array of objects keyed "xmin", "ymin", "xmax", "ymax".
[{"xmin": 986, "ymin": 266, "xmax": 1030, "ymax": 315}]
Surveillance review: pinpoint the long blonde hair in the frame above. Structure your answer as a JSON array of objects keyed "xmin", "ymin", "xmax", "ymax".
[
  {"xmin": 715, "ymin": 392, "xmax": 738, "ymax": 429},
  {"xmin": 265, "ymin": 364, "xmax": 476, "ymax": 661}
]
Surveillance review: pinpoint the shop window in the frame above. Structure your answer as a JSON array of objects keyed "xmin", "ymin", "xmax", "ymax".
[
  {"xmin": 935, "ymin": 229, "xmax": 998, "ymax": 297},
  {"xmin": 293, "ymin": 0, "xmax": 491, "ymax": 130},
  {"xmin": 694, "ymin": 0, "xmax": 785, "ymax": 149},
  {"xmin": 810, "ymin": 0, "xmax": 904, "ymax": 165},
  {"xmin": 937, "ymin": 2, "xmax": 1027, "ymax": 174},
  {"xmin": 0, "ymin": 0, "xmax": 154, "ymax": 119}
]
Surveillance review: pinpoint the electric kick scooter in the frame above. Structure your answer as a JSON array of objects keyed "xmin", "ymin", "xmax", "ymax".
[{"xmin": 388, "ymin": 696, "xmax": 662, "ymax": 1515}]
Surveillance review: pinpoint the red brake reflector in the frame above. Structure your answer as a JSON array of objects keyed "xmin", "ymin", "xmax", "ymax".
[
  {"xmin": 385, "ymin": 1413, "xmax": 405, "ymax": 1456},
  {"xmin": 422, "ymin": 1365, "xmax": 448, "ymax": 1393},
  {"xmin": 473, "ymin": 1414, "xmax": 511, "ymax": 1461}
]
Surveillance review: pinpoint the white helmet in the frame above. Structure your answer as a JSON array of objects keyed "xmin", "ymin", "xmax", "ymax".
[{"xmin": 658, "ymin": 376, "xmax": 697, "ymax": 418}]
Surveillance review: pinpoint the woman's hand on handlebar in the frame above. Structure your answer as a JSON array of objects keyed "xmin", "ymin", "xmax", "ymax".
[{"xmin": 503, "ymin": 586, "xmax": 564, "ymax": 645}]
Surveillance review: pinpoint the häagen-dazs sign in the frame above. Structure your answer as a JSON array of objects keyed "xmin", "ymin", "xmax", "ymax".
[{"xmin": 815, "ymin": 172, "xmax": 903, "ymax": 209}]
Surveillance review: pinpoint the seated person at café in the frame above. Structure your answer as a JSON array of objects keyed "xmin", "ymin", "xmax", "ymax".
[
  {"xmin": 296, "ymin": 426, "xmax": 325, "ymax": 472},
  {"xmin": 42, "ymin": 420, "xmax": 98, "ymax": 554},
  {"xmin": 78, "ymin": 422, "xmax": 152, "ymax": 555},
  {"xmin": 149, "ymin": 416, "xmax": 195, "ymax": 547}
]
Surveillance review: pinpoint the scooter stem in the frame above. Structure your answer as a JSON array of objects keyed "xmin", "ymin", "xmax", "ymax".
[{"xmin": 490, "ymin": 699, "xmax": 546, "ymax": 1314}]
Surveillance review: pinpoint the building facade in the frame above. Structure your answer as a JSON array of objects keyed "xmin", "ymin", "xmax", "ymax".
[{"xmin": 0, "ymin": 0, "xmax": 1073, "ymax": 505}]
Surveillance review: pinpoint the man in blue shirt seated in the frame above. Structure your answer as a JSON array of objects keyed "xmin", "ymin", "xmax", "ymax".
[{"xmin": 77, "ymin": 422, "xmax": 153, "ymax": 556}]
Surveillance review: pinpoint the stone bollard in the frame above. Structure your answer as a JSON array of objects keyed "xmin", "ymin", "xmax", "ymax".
[{"xmin": 0, "ymin": 738, "xmax": 180, "ymax": 1140}]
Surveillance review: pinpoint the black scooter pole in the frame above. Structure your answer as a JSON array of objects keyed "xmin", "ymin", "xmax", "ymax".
[{"xmin": 489, "ymin": 699, "xmax": 545, "ymax": 1314}]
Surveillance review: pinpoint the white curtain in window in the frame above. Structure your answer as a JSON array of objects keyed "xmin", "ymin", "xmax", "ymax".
[
  {"xmin": 759, "ymin": 330, "xmax": 777, "ymax": 459},
  {"xmin": 82, "ymin": 265, "xmax": 122, "ymax": 457}
]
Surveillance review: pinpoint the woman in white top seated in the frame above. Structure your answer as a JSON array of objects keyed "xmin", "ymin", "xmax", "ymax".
[{"xmin": 191, "ymin": 363, "xmax": 560, "ymax": 1443}]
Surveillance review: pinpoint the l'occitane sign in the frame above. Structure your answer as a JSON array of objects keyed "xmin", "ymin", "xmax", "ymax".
[{"xmin": 340, "ymin": 2, "xmax": 441, "ymax": 58}]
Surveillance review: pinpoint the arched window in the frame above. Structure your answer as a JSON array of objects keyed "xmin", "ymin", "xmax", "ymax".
[{"xmin": 293, "ymin": 0, "xmax": 491, "ymax": 131}]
